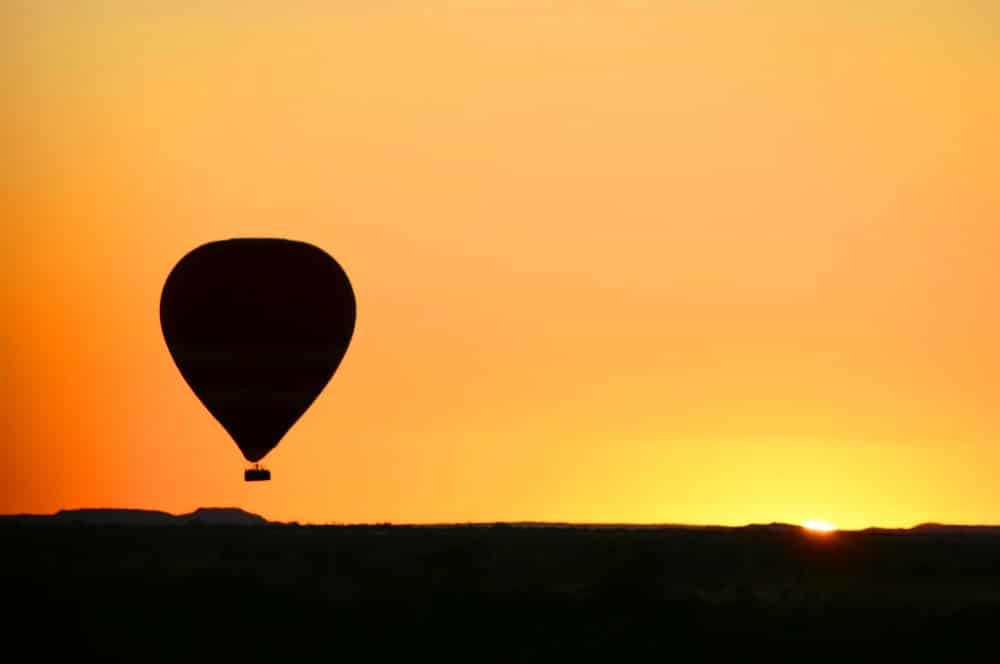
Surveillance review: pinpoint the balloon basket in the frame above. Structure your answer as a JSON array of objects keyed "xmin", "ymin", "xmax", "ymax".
[{"xmin": 245, "ymin": 467, "xmax": 271, "ymax": 482}]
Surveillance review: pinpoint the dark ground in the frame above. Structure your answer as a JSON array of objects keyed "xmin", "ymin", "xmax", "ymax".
[{"xmin": 5, "ymin": 522, "xmax": 999, "ymax": 661}]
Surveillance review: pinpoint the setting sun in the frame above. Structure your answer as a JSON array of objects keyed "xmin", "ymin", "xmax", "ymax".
[{"xmin": 802, "ymin": 520, "xmax": 838, "ymax": 533}]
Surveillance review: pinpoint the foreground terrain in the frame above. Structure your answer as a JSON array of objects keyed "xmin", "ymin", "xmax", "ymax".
[{"xmin": 4, "ymin": 514, "xmax": 999, "ymax": 660}]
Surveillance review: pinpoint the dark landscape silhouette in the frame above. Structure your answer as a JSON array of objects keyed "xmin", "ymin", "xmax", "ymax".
[{"xmin": 5, "ymin": 509, "xmax": 1000, "ymax": 660}]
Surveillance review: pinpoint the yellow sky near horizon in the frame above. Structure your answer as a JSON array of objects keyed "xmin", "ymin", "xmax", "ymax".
[{"xmin": 5, "ymin": 2, "xmax": 1000, "ymax": 528}]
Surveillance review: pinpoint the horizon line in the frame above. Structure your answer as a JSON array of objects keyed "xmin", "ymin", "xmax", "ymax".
[{"xmin": 4, "ymin": 507, "xmax": 1000, "ymax": 531}]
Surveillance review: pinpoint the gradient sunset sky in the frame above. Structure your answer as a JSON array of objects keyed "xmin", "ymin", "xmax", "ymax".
[{"xmin": 6, "ymin": 2, "xmax": 999, "ymax": 528}]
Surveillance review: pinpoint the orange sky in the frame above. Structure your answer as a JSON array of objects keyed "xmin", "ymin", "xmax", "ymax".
[{"xmin": 5, "ymin": 2, "xmax": 1000, "ymax": 528}]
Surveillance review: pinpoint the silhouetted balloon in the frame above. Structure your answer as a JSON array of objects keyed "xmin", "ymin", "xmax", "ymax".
[{"xmin": 160, "ymin": 239, "xmax": 356, "ymax": 473}]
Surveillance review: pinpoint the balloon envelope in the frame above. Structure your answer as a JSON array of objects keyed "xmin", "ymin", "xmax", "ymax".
[{"xmin": 160, "ymin": 239, "xmax": 356, "ymax": 463}]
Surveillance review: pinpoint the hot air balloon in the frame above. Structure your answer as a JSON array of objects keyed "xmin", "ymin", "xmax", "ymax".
[{"xmin": 160, "ymin": 239, "xmax": 356, "ymax": 481}]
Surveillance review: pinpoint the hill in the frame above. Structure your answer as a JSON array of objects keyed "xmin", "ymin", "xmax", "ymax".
[{"xmin": 0, "ymin": 507, "xmax": 271, "ymax": 526}]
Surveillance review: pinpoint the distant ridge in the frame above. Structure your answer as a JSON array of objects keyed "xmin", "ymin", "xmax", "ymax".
[
  {"xmin": 4, "ymin": 512, "xmax": 1000, "ymax": 531},
  {"xmin": 0, "ymin": 507, "xmax": 271, "ymax": 526},
  {"xmin": 909, "ymin": 523, "xmax": 1000, "ymax": 534},
  {"xmin": 490, "ymin": 522, "xmax": 801, "ymax": 531}
]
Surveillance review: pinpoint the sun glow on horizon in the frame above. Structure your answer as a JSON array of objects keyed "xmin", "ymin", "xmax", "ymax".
[{"xmin": 802, "ymin": 520, "xmax": 838, "ymax": 533}]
